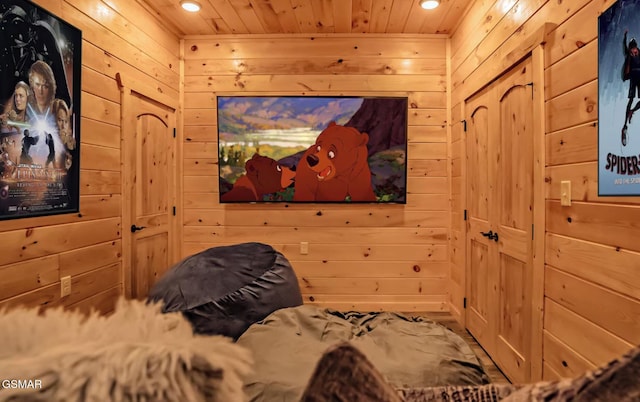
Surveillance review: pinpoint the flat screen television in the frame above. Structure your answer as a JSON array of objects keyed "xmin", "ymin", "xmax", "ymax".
[{"xmin": 217, "ymin": 96, "xmax": 407, "ymax": 204}]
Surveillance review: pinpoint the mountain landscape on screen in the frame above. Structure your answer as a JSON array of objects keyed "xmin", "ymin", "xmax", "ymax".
[{"xmin": 217, "ymin": 96, "xmax": 408, "ymax": 204}]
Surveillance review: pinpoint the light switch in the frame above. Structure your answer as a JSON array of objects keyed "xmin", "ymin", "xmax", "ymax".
[
  {"xmin": 560, "ymin": 180, "xmax": 571, "ymax": 206},
  {"xmin": 300, "ymin": 241, "xmax": 309, "ymax": 255}
]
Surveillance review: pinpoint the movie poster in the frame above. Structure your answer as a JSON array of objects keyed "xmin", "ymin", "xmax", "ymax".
[
  {"xmin": 0, "ymin": 0, "xmax": 81, "ymax": 219},
  {"xmin": 598, "ymin": 0, "xmax": 640, "ymax": 195}
]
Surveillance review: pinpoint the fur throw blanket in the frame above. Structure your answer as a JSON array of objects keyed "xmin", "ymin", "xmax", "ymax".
[{"xmin": 0, "ymin": 298, "xmax": 252, "ymax": 402}]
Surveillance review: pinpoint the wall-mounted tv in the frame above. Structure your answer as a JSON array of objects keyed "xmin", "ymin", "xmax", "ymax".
[{"xmin": 217, "ymin": 96, "xmax": 408, "ymax": 204}]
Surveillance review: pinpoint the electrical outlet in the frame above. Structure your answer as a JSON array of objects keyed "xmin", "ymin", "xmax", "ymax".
[
  {"xmin": 60, "ymin": 275, "xmax": 71, "ymax": 297},
  {"xmin": 300, "ymin": 241, "xmax": 309, "ymax": 255},
  {"xmin": 561, "ymin": 180, "xmax": 571, "ymax": 206}
]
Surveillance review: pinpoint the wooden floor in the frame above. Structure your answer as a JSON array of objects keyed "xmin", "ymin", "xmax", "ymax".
[{"xmin": 413, "ymin": 311, "xmax": 511, "ymax": 384}]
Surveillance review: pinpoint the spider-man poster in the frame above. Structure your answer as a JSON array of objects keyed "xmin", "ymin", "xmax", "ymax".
[{"xmin": 0, "ymin": 0, "xmax": 81, "ymax": 219}]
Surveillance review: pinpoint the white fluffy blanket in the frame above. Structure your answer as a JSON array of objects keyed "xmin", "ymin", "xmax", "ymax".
[{"xmin": 0, "ymin": 298, "xmax": 252, "ymax": 402}]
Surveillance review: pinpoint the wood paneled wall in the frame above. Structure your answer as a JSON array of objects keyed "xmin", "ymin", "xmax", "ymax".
[
  {"xmin": 0, "ymin": 0, "xmax": 179, "ymax": 315},
  {"xmin": 181, "ymin": 34, "xmax": 450, "ymax": 311},
  {"xmin": 451, "ymin": 0, "xmax": 640, "ymax": 380}
]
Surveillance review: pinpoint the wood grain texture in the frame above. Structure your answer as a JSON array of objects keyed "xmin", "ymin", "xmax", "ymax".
[
  {"xmin": 0, "ymin": 256, "xmax": 59, "ymax": 301},
  {"xmin": 181, "ymin": 35, "xmax": 448, "ymax": 310},
  {"xmin": 546, "ymin": 162, "xmax": 640, "ymax": 204},
  {"xmin": 545, "ymin": 233, "xmax": 640, "ymax": 301},
  {"xmin": 546, "ymin": 200, "xmax": 640, "ymax": 253},
  {"xmin": 544, "ymin": 39, "xmax": 597, "ymax": 100},
  {"xmin": 6, "ymin": 0, "xmax": 635, "ymax": 382},
  {"xmin": 66, "ymin": 285, "xmax": 122, "ymax": 316},
  {"xmin": 141, "ymin": 0, "xmax": 472, "ymax": 36},
  {"xmin": 545, "ymin": 266, "xmax": 640, "ymax": 344},
  {"xmin": 544, "ymin": 298, "xmax": 633, "ymax": 367},
  {"xmin": 452, "ymin": 0, "xmax": 639, "ymax": 384},
  {"xmin": 544, "ymin": 0, "xmax": 616, "ymax": 68},
  {"xmin": 183, "ymin": 209, "xmax": 449, "ymax": 227},
  {"xmin": 183, "ymin": 36, "xmax": 447, "ymax": 60},
  {"xmin": 183, "ymin": 226, "xmax": 448, "ymax": 245},
  {"xmin": 545, "ymin": 122, "xmax": 598, "ymax": 166},
  {"xmin": 546, "ymin": 81, "xmax": 598, "ymax": 133},
  {"xmin": 543, "ymin": 331, "xmax": 596, "ymax": 379},
  {"xmin": 0, "ymin": 0, "xmax": 180, "ymax": 315},
  {"xmin": 0, "ymin": 263, "xmax": 122, "ymax": 312},
  {"xmin": 303, "ymin": 294, "xmax": 448, "ymax": 312}
]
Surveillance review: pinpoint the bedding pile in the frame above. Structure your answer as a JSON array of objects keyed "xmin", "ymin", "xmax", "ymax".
[
  {"xmin": 238, "ymin": 305, "xmax": 490, "ymax": 402},
  {"xmin": 148, "ymin": 241, "xmax": 303, "ymax": 339}
]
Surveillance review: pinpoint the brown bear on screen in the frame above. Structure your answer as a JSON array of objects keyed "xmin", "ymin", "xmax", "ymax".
[
  {"xmin": 221, "ymin": 153, "xmax": 296, "ymax": 202},
  {"xmin": 293, "ymin": 122, "xmax": 376, "ymax": 202}
]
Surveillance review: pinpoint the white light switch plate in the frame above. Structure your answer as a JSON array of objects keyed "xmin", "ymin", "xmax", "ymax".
[{"xmin": 561, "ymin": 180, "xmax": 571, "ymax": 206}]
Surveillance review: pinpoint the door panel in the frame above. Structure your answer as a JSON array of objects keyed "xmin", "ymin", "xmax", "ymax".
[
  {"xmin": 496, "ymin": 335, "xmax": 527, "ymax": 384},
  {"xmin": 465, "ymin": 57, "xmax": 534, "ymax": 382},
  {"xmin": 129, "ymin": 93, "xmax": 176, "ymax": 299},
  {"xmin": 495, "ymin": 59, "xmax": 533, "ymax": 382},
  {"xmin": 137, "ymin": 115, "xmax": 170, "ymax": 216},
  {"xmin": 499, "ymin": 254, "xmax": 526, "ymax": 352},
  {"xmin": 468, "ymin": 105, "xmax": 490, "ymax": 222},
  {"xmin": 499, "ymin": 85, "xmax": 533, "ymax": 231},
  {"xmin": 465, "ymin": 87, "xmax": 497, "ymax": 353},
  {"xmin": 134, "ymin": 233, "xmax": 169, "ymax": 298},
  {"xmin": 497, "ymin": 226, "xmax": 529, "ymax": 262},
  {"xmin": 469, "ymin": 241, "xmax": 488, "ymax": 318}
]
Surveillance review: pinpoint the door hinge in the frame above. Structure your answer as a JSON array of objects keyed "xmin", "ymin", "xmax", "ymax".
[
  {"xmin": 463, "ymin": 297, "xmax": 467, "ymax": 309},
  {"xmin": 527, "ymin": 82, "xmax": 534, "ymax": 99},
  {"xmin": 464, "ymin": 209, "xmax": 467, "ymax": 221},
  {"xmin": 461, "ymin": 119, "xmax": 467, "ymax": 132},
  {"xmin": 173, "ymin": 206, "xmax": 176, "ymax": 216},
  {"xmin": 173, "ymin": 127, "xmax": 176, "ymax": 138}
]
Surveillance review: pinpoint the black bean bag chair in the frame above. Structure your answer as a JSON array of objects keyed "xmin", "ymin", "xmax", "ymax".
[{"xmin": 148, "ymin": 242, "xmax": 303, "ymax": 339}]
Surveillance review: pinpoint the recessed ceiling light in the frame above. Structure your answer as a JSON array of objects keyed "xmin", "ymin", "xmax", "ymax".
[
  {"xmin": 420, "ymin": 0, "xmax": 440, "ymax": 9},
  {"xmin": 180, "ymin": 0, "xmax": 201, "ymax": 12}
]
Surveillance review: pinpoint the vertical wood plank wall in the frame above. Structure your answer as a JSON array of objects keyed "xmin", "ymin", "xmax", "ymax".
[
  {"xmin": 181, "ymin": 34, "xmax": 450, "ymax": 311},
  {"xmin": 0, "ymin": 0, "xmax": 179, "ymax": 314},
  {"xmin": 451, "ymin": 0, "xmax": 640, "ymax": 379}
]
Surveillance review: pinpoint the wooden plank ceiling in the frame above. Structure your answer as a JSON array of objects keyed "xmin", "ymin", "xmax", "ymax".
[{"xmin": 138, "ymin": 0, "xmax": 471, "ymax": 36}]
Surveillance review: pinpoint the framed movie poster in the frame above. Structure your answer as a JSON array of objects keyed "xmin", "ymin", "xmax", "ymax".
[
  {"xmin": 0, "ymin": 0, "xmax": 81, "ymax": 219},
  {"xmin": 598, "ymin": 0, "xmax": 640, "ymax": 195}
]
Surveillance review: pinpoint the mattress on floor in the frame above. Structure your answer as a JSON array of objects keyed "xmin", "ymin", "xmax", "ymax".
[{"xmin": 236, "ymin": 305, "xmax": 490, "ymax": 402}]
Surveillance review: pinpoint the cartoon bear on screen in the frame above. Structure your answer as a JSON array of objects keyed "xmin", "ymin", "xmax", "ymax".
[
  {"xmin": 293, "ymin": 122, "xmax": 376, "ymax": 202},
  {"xmin": 221, "ymin": 153, "xmax": 295, "ymax": 202}
]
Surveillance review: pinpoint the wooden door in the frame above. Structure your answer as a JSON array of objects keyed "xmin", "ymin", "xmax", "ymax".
[
  {"xmin": 465, "ymin": 82, "xmax": 497, "ymax": 355},
  {"xmin": 126, "ymin": 92, "xmax": 177, "ymax": 299},
  {"xmin": 465, "ymin": 57, "xmax": 534, "ymax": 383}
]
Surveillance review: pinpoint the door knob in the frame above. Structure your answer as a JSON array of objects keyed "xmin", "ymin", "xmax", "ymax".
[
  {"xmin": 131, "ymin": 224, "xmax": 146, "ymax": 233},
  {"xmin": 480, "ymin": 230, "xmax": 493, "ymax": 238}
]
